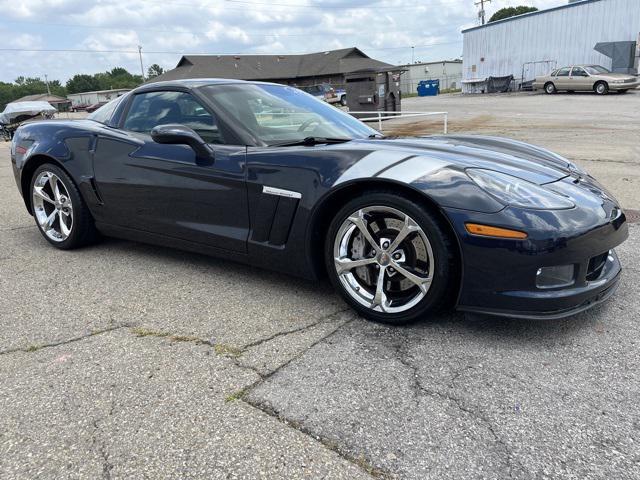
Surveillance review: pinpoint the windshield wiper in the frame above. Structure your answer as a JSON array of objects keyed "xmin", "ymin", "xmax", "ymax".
[
  {"xmin": 269, "ymin": 137, "xmax": 352, "ymax": 147},
  {"xmin": 368, "ymin": 133, "xmax": 386, "ymax": 139}
]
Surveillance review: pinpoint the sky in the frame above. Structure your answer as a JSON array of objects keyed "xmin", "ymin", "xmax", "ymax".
[{"xmin": 0, "ymin": 0, "xmax": 565, "ymax": 83}]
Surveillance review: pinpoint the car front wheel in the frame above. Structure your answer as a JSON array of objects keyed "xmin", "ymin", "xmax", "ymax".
[
  {"xmin": 545, "ymin": 82, "xmax": 556, "ymax": 94},
  {"xmin": 30, "ymin": 163, "xmax": 98, "ymax": 249},
  {"xmin": 325, "ymin": 192, "xmax": 456, "ymax": 324},
  {"xmin": 594, "ymin": 82, "xmax": 609, "ymax": 95}
]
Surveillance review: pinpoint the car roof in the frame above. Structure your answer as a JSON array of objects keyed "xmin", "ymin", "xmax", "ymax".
[{"xmin": 135, "ymin": 78, "xmax": 285, "ymax": 92}]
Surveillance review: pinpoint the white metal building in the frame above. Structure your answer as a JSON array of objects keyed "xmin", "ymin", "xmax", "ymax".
[
  {"xmin": 461, "ymin": 0, "xmax": 640, "ymax": 93},
  {"xmin": 398, "ymin": 60, "xmax": 463, "ymax": 94},
  {"xmin": 67, "ymin": 88, "xmax": 131, "ymax": 108}
]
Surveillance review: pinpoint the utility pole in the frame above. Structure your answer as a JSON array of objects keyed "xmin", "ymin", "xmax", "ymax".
[
  {"xmin": 411, "ymin": 46, "xmax": 415, "ymax": 64},
  {"xmin": 44, "ymin": 74, "xmax": 51, "ymax": 95},
  {"xmin": 138, "ymin": 45, "xmax": 145, "ymax": 80},
  {"xmin": 475, "ymin": 0, "xmax": 491, "ymax": 25}
]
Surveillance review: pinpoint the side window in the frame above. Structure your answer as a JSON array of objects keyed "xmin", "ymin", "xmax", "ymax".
[
  {"xmin": 571, "ymin": 67, "xmax": 587, "ymax": 77},
  {"xmin": 556, "ymin": 67, "xmax": 571, "ymax": 77},
  {"xmin": 122, "ymin": 91, "xmax": 223, "ymax": 144},
  {"xmin": 88, "ymin": 96, "xmax": 125, "ymax": 125}
]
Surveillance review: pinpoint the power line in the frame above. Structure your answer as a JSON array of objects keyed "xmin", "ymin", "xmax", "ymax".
[
  {"xmin": 0, "ymin": 19, "xmax": 459, "ymax": 40},
  {"xmin": 221, "ymin": 0, "xmax": 458, "ymax": 9},
  {"xmin": 0, "ymin": 40, "xmax": 462, "ymax": 56}
]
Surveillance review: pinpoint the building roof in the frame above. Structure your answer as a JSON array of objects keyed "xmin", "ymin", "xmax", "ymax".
[
  {"xmin": 15, "ymin": 93, "xmax": 70, "ymax": 104},
  {"xmin": 149, "ymin": 48, "xmax": 393, "ymax": 83},
  {"xmin": 399, "ymin": 59, "xmax": 462, "ymax": 67},
  {"xmin": 66, "ymin": 88, "xmax": 132, "ymax": 97},
  {"xmin": 462, "ymin": 0, "xmax": 603, "ymax": 33}
]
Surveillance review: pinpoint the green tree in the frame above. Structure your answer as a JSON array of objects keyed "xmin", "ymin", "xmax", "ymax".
[
  {"xmin": 489, "ymin": 6, "xmax": 538, "ymax": 23},
  {"xmin": 0, "ymin": 76, "xmax": 67, "ymax": 110},
  {"xmin": 147, "ymin": 64, "xmax": 164, "ymax": 79},
  {"xmin": 109, "ymin": 67, "xmax": 129, "ymax": 77},
  {"xmin": 66, "ymin": 74, "xmax": 101, "ymax": 94}
]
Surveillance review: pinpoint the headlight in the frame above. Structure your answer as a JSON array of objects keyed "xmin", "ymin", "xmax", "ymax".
[{"xmin": 466, "ymin": 168, "xmax": 575, "ymax": 210}]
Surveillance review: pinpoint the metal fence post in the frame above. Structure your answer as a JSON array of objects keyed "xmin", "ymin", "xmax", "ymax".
[{"xmin": 378, "ymin": 112, "xmax": 382, "ymax": 131}]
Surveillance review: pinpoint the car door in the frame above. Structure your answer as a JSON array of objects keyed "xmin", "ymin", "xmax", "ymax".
[
  {"xmin": 554, "ymin": 67, "xmax": 572, "ymax": 90},
  {"xmin": 92, "ymin": 89, "xmax": 249, "ymax": 253},
  {"xmin": 569, "ymin": 67, "xmax": 590, "ymax": 91}
]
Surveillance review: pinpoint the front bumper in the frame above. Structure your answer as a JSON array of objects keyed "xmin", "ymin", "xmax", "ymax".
[
  {"xmin": 458, "ymin": 250, "xmax": 622, "ymax": 320},
  {"xmin": 609, "ymin": 81, "xmax": 640, "ymax": 91},
  {"xmin": 444, "ymin": 203, "xmax": 628, "ymax": 320}
]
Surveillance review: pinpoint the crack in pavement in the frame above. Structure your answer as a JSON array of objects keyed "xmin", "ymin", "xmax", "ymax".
[
  {"xmin": 240, "ymin": 307, "xmax": 351, "ymax": 351},
  {"xmin": 390, "ymin": 331, "xmax": 528, "ymax": 480},
  {"xmin": 242, "ymin": 317, "xmax": 391, "ymax": 479},
  {"xmin": 0, "ymin": 308, "xmax": 380, "ymax": 477},
  {"xmin": 0, "ymin": 325, "xmax": 129, "ymax": 356},
  {"xmin": 90, "ymin": 391, "xmax": 116, "ymax": 480},
  {"xmin": 1, "ymin": 224, "xmax": 35, "ymax": 232}
]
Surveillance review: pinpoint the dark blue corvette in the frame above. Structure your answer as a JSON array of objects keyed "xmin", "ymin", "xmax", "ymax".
[{"xmin": 10, "ymin": 79, "xmax": 628, "ymax": 323}]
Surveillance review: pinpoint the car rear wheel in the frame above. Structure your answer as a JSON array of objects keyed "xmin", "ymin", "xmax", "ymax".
[
  {"xmin": 30, "ymin": 163, "xmax": 98, "ymax": 249},
  {"xmin": 594, "ymin": 82, "xmax": 609, "ymax": 95},
  {"xmin": 325, "ymin": 192, "xmax": 456, "ymax": 324},
  {"xmin": 544, "ymin": 82, "xmax": 556, "ymax": 94},
  {"xmin": 340, "ymin": 95, "xmax": 347, "ymax": 106}
]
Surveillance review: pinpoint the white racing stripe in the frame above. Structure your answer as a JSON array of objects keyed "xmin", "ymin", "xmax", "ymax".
[
  {"xmin": 378, "ymin": 155, "xmax": 449, "ymax": 183},
  {"xmin": 336, "ymin": 150, "xmax": 413, "ymax": 185}
]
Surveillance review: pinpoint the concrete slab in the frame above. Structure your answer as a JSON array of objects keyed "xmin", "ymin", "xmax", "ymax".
[
  {"xmin": 0, "ymin": 329, "xmax": 372, "ymax": 479},
  {"xmin": 247, "ymin": 226, "xmax": 640, "ymax": 480}
]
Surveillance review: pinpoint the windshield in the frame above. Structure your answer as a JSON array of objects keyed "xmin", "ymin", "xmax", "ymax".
[
  {"xmin": 87, "ymin": 95, "xmax": 126, "ymax": 124},
  {"xmin": 584, "ymin": 65, "xmax": 610, "ymax": 75},
  {"xmin": 199, "ymin": 83, "xmax": 377, "ymax": 145}
]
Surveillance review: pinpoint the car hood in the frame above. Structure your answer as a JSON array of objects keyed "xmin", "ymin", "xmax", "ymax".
[
  {"xmin": 596, "ymin": 73, "xmax": 638, "ymax": 81},
  {"xmin": 341, "ymin": 135, "xmax": 575, "ymax": 185}
]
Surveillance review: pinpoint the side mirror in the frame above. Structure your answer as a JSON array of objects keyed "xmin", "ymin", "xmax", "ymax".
[{"xmin": 151, "ymin": 124, "xmax": 213, "ymax": 161}]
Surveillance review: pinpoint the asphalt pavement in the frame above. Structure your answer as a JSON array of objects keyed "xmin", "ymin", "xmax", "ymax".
[{"xmin": 1, "ymin": 107, "xmax": 639, "ymax": 479}]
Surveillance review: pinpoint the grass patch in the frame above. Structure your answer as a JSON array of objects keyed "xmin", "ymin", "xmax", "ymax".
[
  {"xmin": 131, "ymin": 328, "xmax": 243, "ymax": 357},
  {"xmin": 25, "ymin": 345, "xmax": 41, "ymax": 352},
  {"xmin": 131, "ymin": 327, "xmax": 170, "ymax": 338},
  {"xmin": 131, "ymin": 328, "xmax": 205, "ymax": 344},
  {"xmin": 214, "ymin": 344, "xmax": 243, "ymax": 358},
  {"xmin": 225, "ymin": 387, "xmax": 248, "ymax": 403}
]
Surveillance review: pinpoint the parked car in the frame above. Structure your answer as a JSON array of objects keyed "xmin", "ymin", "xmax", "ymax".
[
  {"xmin": 533, "ymin": 65, "xmax": 639, "ymax": 95},
  {"xmin": 0, "ymin": 101, "xmax": 56, "ymax": 141},
  {"xmin": 297, "ymin": 83, "xmax": 339, "ymax": 104},
  {"xmin": 85, "ymin": 102, "xmax": 108, "ymax": 113},
  {"xmin": 10, "ymin": 79, "xmax": 628, "ymax": 324},
  {"xmin": 334, "ymin": 88, "xmax": 347, "ymax": 106}
]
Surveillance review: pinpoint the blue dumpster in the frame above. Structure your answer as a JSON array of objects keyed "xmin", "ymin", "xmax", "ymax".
[{"xmin": 417, "ymin": 79, "xmax": 440, "ymax": 96}]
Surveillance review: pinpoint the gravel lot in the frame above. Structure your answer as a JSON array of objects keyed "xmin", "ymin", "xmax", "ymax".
[{"xmin": 1, "ymin": 91, "xmax": 638, "ymax": 479}]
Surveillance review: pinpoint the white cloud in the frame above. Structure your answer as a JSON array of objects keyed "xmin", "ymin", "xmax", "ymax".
[{"xmin": 0, "ymin": 0, "xmax": 568, "ymax": 82}]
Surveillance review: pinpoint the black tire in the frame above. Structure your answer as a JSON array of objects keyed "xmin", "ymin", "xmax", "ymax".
[
  {"xmin": 594, "ymin": 81, "xmax": 609, "ymax": 95},
  {"xmin": 544, "ymin": 82, "xmax": 556, "ymax": 94},
  {"xmin": 30, "ymin": 163, "xmax": 99, "ymax": 250},
  {"xmin": 325, "ymin": 191, "xmax": 457, "ymax": 325},
  {"xmin": 340, "ymin": 95, "xmax": 347, "ymax": 106}
]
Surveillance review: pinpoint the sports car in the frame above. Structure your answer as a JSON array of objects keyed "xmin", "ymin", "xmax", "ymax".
[{"xmin": 10, "ymin": 79, "xmax": 628, "ymax": 324}]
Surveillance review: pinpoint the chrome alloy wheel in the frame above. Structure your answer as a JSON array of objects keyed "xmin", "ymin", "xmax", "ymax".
[
  {"xmin": 32, "ymin": 171, "xmax": 73, "ymax": 242},
  {"xmin": 333, "ymin": 206, "xmax": 434, "ymax": 314}
]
